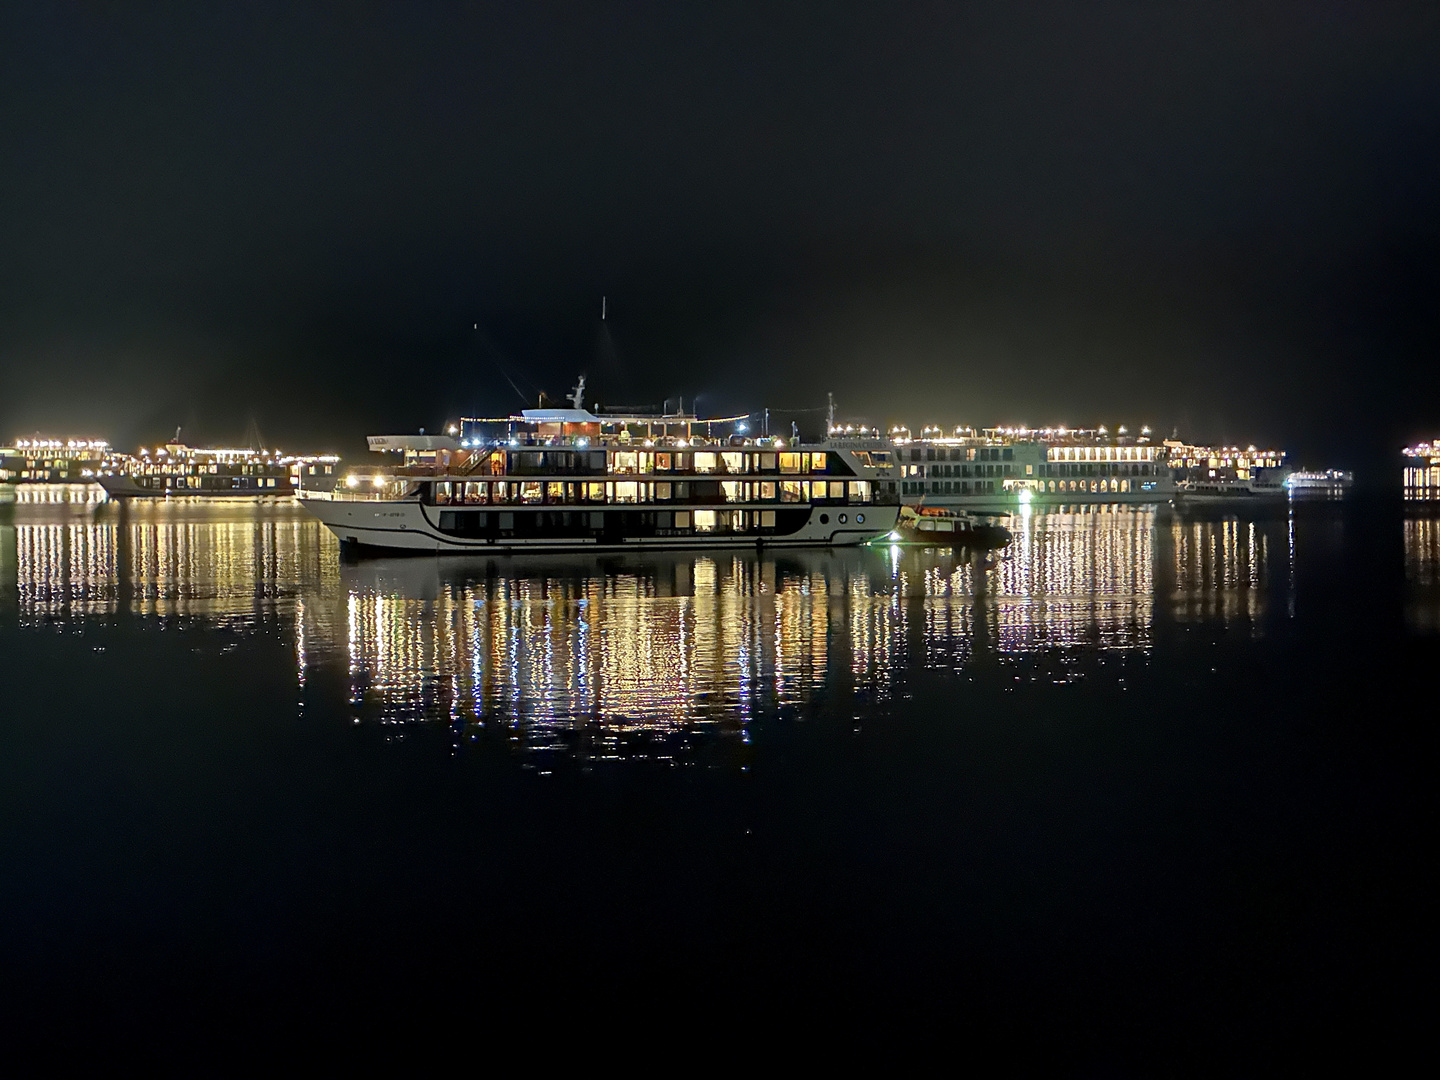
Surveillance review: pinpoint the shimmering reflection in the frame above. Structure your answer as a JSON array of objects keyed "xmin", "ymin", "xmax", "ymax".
[
  {"xmin": 2, "ymin": 502, "xmax": 1292, "ymax": 757},
  {"xmin": 1165, "ymin": 511, "xmax": 1274, "ymax": 632},
  {"xmin": 3, "ymin": 500, "xmax": 337, "ymax": 628},
  {"xmin": 1404, "ymin": 514, "xmax": 1440, "ymax": 631}
]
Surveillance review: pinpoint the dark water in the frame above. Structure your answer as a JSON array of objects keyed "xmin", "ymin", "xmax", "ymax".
[{"xmin": 1, "ymin": 489, "xmax": 1434, "ymax": 1065}]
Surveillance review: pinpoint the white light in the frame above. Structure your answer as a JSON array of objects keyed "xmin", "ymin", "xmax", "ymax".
[
  {"xmin": 448, "ymin": 425, "xmax": 458, "ymax": 435},
  {"xmin": 1018, "ymin": 488, "xmax": 1033, "ymax": 504},
  {"xmin": 346, "ymin": 475, "xmax": 359, "ymax": 488},
  {"xmin": 577, "ymin": 437, "xmax": 589, "ymax": 448},
  {"xmin": 736, "ymin": 422, "xmax": 747, "ymax": 433},
  {"xmin": 372, "ymin": 475, "xmax": 385, "ymax": 489},
  {"xmin": 888, "ymin": 530, "xmax": 901, "ymax": 540}
]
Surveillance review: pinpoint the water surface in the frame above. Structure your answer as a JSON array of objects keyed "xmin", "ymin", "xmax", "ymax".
[{"xmin": 1, "ymin": 492, "xmax": 1432, "ymax": 1063}]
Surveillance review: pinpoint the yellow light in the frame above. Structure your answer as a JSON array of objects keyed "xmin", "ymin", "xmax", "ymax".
[
  {"xmin": 372, "ymin": 475, "xmax": 385, "ymax": 489},
  {"xmin": 346, "ymin": 475, "xmax": 359, "ymax": 488}
]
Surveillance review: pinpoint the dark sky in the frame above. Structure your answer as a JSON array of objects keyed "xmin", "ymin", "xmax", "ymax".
[{"xmin": 2, "ymin": 2, "xmax": 1436, "ymax": 471}]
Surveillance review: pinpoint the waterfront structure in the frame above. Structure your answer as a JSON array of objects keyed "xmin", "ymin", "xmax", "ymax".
[
  {"xmin": 1404, "ymin": 441, "xmax": 1440, "ymax": 501},
  {"xmin": 885, "ymin": 425, "xmax": 1173, "ymax": 508},
  {"xmin": 300, "ymin": 404, "xmax": 900, "ymax": 554},
  {"xmin": 95, "ymin": 442, "xmax": 339, "ymax": 498}
]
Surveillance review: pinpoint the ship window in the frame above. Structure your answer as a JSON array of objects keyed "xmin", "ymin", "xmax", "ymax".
[
  {"xmin": 464, "ymin": 482, "xmax": 487, "ymax": 504},
  {"xmin": 675, "ymin": 510, "xmax": 691, "ymax": 529},
  {"xmin": 656, "ymin": 482, "xmax": 673, "ymax": 500},
  {"xmin": 760, "ymin": 481, "xmax": 776, "ymax": 500},
  {"xmin": 693, "ymin": 509, "xmax": 717, "ymax": 532},
  {"xmin": 828, "ymin": 480, "xmax": 845, "ymax": 501},
  {"xmin": 499, "ymin": 512, "xmax": 514, "ymax": 532},
  {"xmin": 694, "ymin": 452, "xmax": 718, "ymax": 473},
  {"xmin": 721, "ymin": 481, "xmax": 743, "ymax": 502},
  {"xmin": 655, "ymin": 453, "xmax": 672, "ymax": 471},
  {"xmin": 760, "ymin": 453, "xmax": 777, "ymax": 471},
  {"xmin": 613, "ymin": 451, "xmax": 638, "ymax": 474},
  {"xmin": 722, "ymin": 452, "xmax": 746, "ymax": 474},
  {"xmin": 520, "ymin": 482, "xmax": 543, "ymax": 504},
  {"xmin": 848, "ymin": 481, "xmax": 871, "ymax": 503},
  {"xmin": 760, "ymin": 510, "xmax": 776, "ymax": 528},
  {"xmin": 778, "ymin": 453, "xmax": 801, "ymax": 474},
  {"xmin": 780, "ymin": 480, "xmax": 803, "ymax": 502},
  {"xmin": 614, "ymin": 481, "xmax": 639, "ymax": 503},
  {"xmin": 433, "ymin": 482, "xmax": 453, "ymax": 505},
  {"xmin": 584, "ymin": 482, "xmax": 605, "ymax": 502},
  {"xmin": 811, "ymin": 453, "xmax": 827, "ymax": 472},
  {"xmin": 673, "ymin": 481, "xmax": 690, "ymax": 499},
  {"xmin": 546, "ymin": 482, "xmax": 566, "ymax": 502}
]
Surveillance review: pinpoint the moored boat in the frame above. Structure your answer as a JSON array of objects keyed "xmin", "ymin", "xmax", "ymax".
[{"xmin": 895, "ymin": 504, "xmax": 1011, "ymax": 547}]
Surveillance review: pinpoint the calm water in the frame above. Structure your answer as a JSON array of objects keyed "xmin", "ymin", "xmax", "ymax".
[{"xmin": 1, "ymin": 489, "xmax": 1434, "ymax": 1063}]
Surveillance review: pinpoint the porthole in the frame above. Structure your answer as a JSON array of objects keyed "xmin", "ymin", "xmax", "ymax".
[
  {"xmin": 856, "ymin": 513, "xmax": 865, "ymax": 524},
  {"xmin": 838, "ymin": 513, "xmax": 848, "ymax": 524},
  {"xmin": 819, "ymin": 513, "xmax": 829, "ymax": 525}
]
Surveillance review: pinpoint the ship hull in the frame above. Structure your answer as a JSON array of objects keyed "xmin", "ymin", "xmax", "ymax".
[{"xmin": 300, "ymin": 495, "xmax": 898, "ymax": 555}]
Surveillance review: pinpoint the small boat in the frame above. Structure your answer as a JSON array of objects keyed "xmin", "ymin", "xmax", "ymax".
[{"xmin": 895, "ymin": 504, "xmax": 1011, "ymax": 547}]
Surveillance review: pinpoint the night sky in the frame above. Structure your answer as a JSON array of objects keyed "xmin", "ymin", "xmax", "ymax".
[{"xmin": 2, "ymin": 3, "xmax": 1436, "ymax": 474}]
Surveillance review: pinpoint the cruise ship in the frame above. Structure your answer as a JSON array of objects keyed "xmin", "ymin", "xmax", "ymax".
[
  {"xmin": 1, "ymin": 439, "xmax": 132, "ymax": 484},
  {"xmin": 300, "ymin": 392, "xmax": 900, "ymax": 555},
  {"xmin": 95, "ymin": 442, "xmax": 340, "ymax": 498},
  {"xmin": 1404, "ymin": 441, "xmax": 1440, "ymax": 502},
  {"xmin": 1165, "ymin": 440, "xmax": 1292, "ymax": 501},
  {"xmin": 883, "ymin": 425, "xmax": 1174, "ymax": 508}
]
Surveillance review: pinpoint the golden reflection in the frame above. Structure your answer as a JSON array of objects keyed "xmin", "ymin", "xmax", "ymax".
[
  {"xmin": 1, "ymin": 501, "xmax": 1297, "ymax": 754},
  {"xmin": 4, "ymin": 500, "xmax": 338, "ymax": 626},
  {"xmin": 1404, "ymin": 516, "xmax": 1440, "ymax": 631},
  {"xmin": 1166, "ymin": 514, "xmax": 1271, "ymax": 629}
]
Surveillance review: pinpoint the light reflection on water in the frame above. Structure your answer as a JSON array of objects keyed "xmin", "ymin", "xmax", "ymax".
[
  {"xmin": 0, "ymin": 498, "xmax": 1321, "ymax": 753},
  {"xmin": 1404, "ymin": 515, "xmax": 1440, "ymax": 631}
]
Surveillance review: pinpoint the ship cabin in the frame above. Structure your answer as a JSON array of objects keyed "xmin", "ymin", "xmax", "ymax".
[{"xmin": 347, "ymin": 407, "xmax": 898, "ymax": 542}]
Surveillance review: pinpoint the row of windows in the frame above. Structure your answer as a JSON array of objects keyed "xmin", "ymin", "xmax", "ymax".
[
  {"xmin": 902, "ymin": 481, "xmax": 999, "ymax": 495},
  {"xmin": 502, "ymin": 450, "xmax": 840, "ymax": 477},
  {"xmin": 429, "ymin": 479, "xmax": 873, "ymax": 506},
  {"xmin": 906, "ymin": 447, "xmax": 1014, "ymax": 463},
  {"xmin": 433, "ymin": 507, "xmax": 870, "ymax": 539}
]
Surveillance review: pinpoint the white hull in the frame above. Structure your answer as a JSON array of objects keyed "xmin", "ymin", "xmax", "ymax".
[{"xmin": 300, "ymin": 495, "xmax": 899, "ymax": 554}]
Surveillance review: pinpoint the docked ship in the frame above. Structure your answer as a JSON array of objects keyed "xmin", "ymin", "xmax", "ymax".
[
  {"xmin": 883, "ymin": 425, "xmax": 1174, "ymax": 509},
  {"xmin": 1166, "ymin": 440, "xmax": 1292, "ymax": 502},
  {"xmin": 1404, "ymin": 441, "xmax": 1439, "ymax": 502},
  {"xmin": 1, "ymin": 439, "xmax": 133, "ymax": 485},
  {"xmin": 299, "ymin": 391, "xmax": 900, "ymax": 555},
  {"xmin": 94, "ymin": 442, "xmax": 340, "ymax": 498}
]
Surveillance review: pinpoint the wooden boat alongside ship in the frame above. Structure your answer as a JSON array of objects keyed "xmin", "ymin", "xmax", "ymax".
[{"xmin": 894, "ymin": 504, "xmax": 1011, "ymax": 547}]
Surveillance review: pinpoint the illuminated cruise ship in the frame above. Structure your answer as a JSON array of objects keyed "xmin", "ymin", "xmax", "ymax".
[
  {"xmin": 1404, "ymin": 440, "xmax": 1440, "ymax": 501},
  {"xmin": 300, "ymin": 388, "xmax": 900, "ymax": 555},
  {"xmin": 95, "ymin": 442, "xmax": 339, "ymax": 498},
  {"xmin": 884, "ymin": 424, "xmax": 1173, "ymax": 508},
  {"xmin": 1, "ymin": 439, "xmax": 132, "ymax": 484}
]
